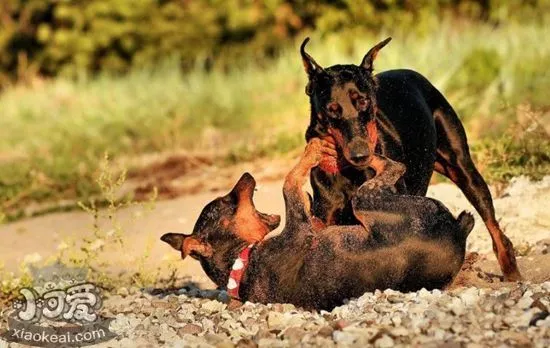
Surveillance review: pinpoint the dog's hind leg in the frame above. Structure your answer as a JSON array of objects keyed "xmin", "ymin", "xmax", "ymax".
[
  {"xmin": 351, "ymin": 154, "xmax": 407, "ymax": 211},
  {"xmin": 431, "ymin": 103, "xmax": 521, "ymax": 281}
]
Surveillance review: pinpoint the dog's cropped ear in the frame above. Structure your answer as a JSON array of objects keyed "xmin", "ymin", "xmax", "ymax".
[
  {"xmin": 360, "ymin": 37, "xmax": 392, "ymax": 73},
  {"xmin": 300, "ymin": 37, "xmax": 325, "ymax": 78},
  {"xmin": 161, "ymin": 232, "xmax": 186, "ymax": 251},
  {"xmin": 161, "ymin": 233, "xmax": 213, "ymax": 259}
]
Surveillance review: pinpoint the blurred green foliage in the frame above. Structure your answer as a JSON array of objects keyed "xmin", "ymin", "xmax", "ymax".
[
  {"xmin": 448, "ymin": 48, "xmax": 502, "ymax": 93},
  {"xmin": 0, "ymin": 1, "xmax": 549, "ymax": 221},
  {"xmin": 1, "ymin": 0, "xmax": 549, "ymax": 85},
  {"xmin": 1, "ymin": 19, "xmax": 549, "ymax": 221}
]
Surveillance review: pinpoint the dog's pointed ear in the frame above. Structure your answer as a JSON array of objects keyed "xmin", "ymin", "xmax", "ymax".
[
  {"xmin": 300, "ymin": 37, "xmax": 325, "ymax": 78},
  {"xmin": 360, "ymin": 37, "xmax": 392, "ymax": 72},
  {"xmin": 182, "ymin": 237, "xmax": 213, "ymax": 259},
  {"xmin": 161, "ymin": 233, "xmax": 186, "ymax": 251},
  {"xmin": 161, "ymin": 233, "xmax": 212, "ymax": 259}
]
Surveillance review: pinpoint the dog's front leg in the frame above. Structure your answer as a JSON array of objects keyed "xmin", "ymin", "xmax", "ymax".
[
  {"xmin": 283, "ymin": 138, "xmax": 337, "ymax": 225},
  {"xmin": 352, "ymin": 154, "xmax": 407, "ymax": 233}
]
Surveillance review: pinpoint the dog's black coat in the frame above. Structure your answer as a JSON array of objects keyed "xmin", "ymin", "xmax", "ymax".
[
  {"xmin": 301, "ymin": 38, "xmax": 520, "ymax": 280},
  {"xmin": 309, "ymin": 69, "xmax": 441, "ymax": 222}
]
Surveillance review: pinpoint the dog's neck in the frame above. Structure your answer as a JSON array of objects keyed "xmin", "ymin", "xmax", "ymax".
[
  {"xmin": 198, "ymin": 238, "xmax": 251, "ymax": 289},
  {"xmin": 226, "ymin": 244, "xmax": 255, "ymax": 299}
]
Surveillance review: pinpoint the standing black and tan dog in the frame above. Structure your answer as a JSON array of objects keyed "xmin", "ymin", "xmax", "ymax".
[{"xmin": 300, "ymin": 37, "xmax": 521, "ymax": 281}]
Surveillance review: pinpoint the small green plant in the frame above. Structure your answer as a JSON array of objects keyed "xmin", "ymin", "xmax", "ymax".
[
  {"xmin": 0, "ymin": 151, "xmax": 186, "ymax": 303},
  {"xmin": 0, "ymin": 261, "xmax": 33, "ymax": 305},
  {"xmin": 53, "ymin": 152, "xmax": 160, "ymax": 290},
  {"xmin": 78, "ymin": 154, "xmax": 155, "ymax": 278}
]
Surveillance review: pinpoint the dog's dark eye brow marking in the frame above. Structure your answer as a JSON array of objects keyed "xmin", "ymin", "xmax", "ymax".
[
  {"xmin": 349, "ymin": 90, "xmax": 360, "ymax": 99},
  {"xmin": 328, "ymin": 102, "xmax": 340, "ymax": 112}
]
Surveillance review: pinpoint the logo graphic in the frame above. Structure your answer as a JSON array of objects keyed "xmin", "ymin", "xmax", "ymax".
[{"xmin": 1, "ymin": 263, "xmax": 116, "ymax": 347}]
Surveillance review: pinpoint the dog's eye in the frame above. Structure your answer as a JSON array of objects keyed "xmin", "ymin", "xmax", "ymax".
[
  {"xmin": 327, "ymin": 103, "xmax": 341, "ymax": 114},
  {"xmin": 350, "ymin": 92, "xmax": 368, "ymax": 109},
  {"xmin": 357, "ymin": 97, "xmax": 368, "ymax": 107}
]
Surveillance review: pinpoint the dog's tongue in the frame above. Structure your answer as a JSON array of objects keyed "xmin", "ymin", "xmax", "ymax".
[{"xmin": 319, "ymin": 154, "xmax": 339, "ymax": 174}]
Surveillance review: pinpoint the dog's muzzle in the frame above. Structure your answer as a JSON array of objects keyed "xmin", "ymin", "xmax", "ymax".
[{"xmin": 347, "ymin": 138, "xmax": 370, "ymax": 166}]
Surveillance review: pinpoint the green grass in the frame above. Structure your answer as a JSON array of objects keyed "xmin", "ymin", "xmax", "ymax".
[
  {"xmin": 1, "ymin": 20, "xmax": 549, "ymax": 220},
  {"xmin": 472, "ymin": 106, "xmax": 550, "ymax": 183}
]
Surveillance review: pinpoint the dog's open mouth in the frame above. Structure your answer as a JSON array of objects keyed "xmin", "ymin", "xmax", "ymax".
[{"xmin": 234, "ymin": 173, "xmax": 281, "ymax": 231}]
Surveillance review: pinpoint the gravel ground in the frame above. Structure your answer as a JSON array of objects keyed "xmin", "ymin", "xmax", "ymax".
[
  {"xmin": 82, "ymin": 282, "xmax": 550, "ymax": 347},
  {"xmin": 2, "ymin": 176, "xmax": 550, "ymax": 347},
  {"xmin": 97, "ymin": 176, "xmax": 550, "ymax": 347}
]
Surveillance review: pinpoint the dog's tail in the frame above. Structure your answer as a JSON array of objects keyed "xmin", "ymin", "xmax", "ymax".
[{"xmin": 457, "ymin": 211, "xmax": 475, "ymax": 239}]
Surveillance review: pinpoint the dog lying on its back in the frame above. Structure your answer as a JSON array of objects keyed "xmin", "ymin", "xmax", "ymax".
[{"xmin": 161, "ymin": 139, "xmax": 474, "ymax": 310}]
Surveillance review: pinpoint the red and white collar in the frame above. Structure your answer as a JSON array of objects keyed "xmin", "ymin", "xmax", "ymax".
[{"xmin": 226, "ymin": 244, "xmax": 255, "ymax": 300}]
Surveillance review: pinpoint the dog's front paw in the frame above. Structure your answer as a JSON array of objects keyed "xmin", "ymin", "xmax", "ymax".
[
  {"xmin": 358, "ymin": 177, "xmax": 397, "ymax": 197},
  {"xmin": 365, "ymin": 178, "xmax": 388, "ymax": 192},
  {"xmin": 318, "ymin": 135, "xmax": 339, "ymax": 174},
  {"xmin": 303, "ymin": 137, "xmax": 338, "ymax": 169}
]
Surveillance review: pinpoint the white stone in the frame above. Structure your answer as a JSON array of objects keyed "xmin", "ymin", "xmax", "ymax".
[
  {"xmin": 517, "ymin": 296, "xmax": 534, "ymax": 309},
  {"xmin": 460, "ymin": 287, "xmax": 480, "ymax": 306},
  {"xmin": 374, "ymin": 335, "xmax": 394, "ymax": 348}
]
